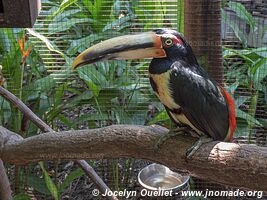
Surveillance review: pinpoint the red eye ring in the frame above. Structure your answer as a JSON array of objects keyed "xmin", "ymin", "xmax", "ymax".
[{"xmin": 173, "ymin": 37, "xmax": 183, "ymax": 45}]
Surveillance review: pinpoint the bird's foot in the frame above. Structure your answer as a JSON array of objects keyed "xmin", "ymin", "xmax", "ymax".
[
  {"xmin": 186, "ymin": 136, "xmax": 213, "ymax": 159},
  {"xmin": 154, "ymin": 126, "xmax": 189, "ymax": 150}
]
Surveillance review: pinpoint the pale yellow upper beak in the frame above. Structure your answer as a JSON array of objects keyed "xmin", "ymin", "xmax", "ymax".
[{"xmin": 72, "ymin": 32, "xmax": 166, "ymax": 69}]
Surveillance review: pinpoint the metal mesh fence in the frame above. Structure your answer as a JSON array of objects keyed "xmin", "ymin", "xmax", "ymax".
[
  {"xmin": 0, "ymin": 0, "xmax": 266, "ymax": 199},
  {"xmin": 28, "ymin": 0, "xmax": 180, "ymax": 129},
  {"xmin": 222, "ymin": 0, "xmax": 267, "ymax": 146}
]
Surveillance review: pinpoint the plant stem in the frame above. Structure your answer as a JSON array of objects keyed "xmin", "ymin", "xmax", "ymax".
[
  {"xmin": 94, "ymin": 96, "xmax": 104, "ymax": 123},
  {"xmin": 177, "ymin": 0, "xmax": 184, "ymax": 33},
  {"xmin": 14, "ymin": 63, "xmax": 25, "ymax": 195},
  {"xmin": 248, "ymin": 91, "xmax": 258, "ymax": 143},
  {"xmin": 112, "ymin": 159, "xmax": 119, "ymax": 192},
  {"xmin": 17, "ymin": 63, "xmax": 25, "ymax": 134}
]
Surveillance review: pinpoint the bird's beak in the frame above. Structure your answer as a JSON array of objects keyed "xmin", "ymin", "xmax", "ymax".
[{"xmin": 72, "ymin": 32, "xmax": 166, "ymax": 69}]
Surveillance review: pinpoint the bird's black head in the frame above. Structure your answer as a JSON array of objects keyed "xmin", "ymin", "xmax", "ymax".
[{"xmin": 152, "ymin": 29, "xmax": 198, "ymax": 65}]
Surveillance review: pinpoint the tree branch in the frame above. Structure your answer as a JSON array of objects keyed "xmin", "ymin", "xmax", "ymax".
[
  {"xmin": 0, "ymin": 125, "xmax": 266, "ymax": 192},
  {"xmin": 0, "ymin": 121, "xmax": 20, "ymax": 200},
  {"xmin": 0, "ymin": 159, "xmax": 11, "ymax": 200}
]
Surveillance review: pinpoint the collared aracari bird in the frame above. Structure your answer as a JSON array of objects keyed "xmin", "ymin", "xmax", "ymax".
[{"xmin": 72, "ymin": 29, "xmax": 236, "ymax": 156}]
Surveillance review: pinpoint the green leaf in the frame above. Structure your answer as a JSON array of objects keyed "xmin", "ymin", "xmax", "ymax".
[
  {"xmin": 39, "ymin": 162, "xmax": 59, "ymax": 200},
  {"xmin": 0, "ymin": 29, "xmax": 16, "ymax": 51},
  {"xmin": 102, "ymin": 15, "xmax": 135, "ymax": 32},
  {"xmin": 46, "ymin": 90, "xmax": 94, "ymax": 122},
  {"xmin": 13, "ymin": 194, "xmax": 31, "ymax": 200},
  {"xmin": 66, "ymin": 90, "xmax": 94, "ymax": 106},
  {"xmin": 228, "ymin": 2, "xmax": 256, "ymax": 32},
  {"xmin": 0, "ymin": 96, "xmax": 11, "ymax": 124},
  {"xmin": 78, "ymin": 72, "xmax": 100, "ymax": 96},
  {"xmin": 54, "ymin": 84, "xmax": 66, "ymax": 107},
  {"xmin": 134, "ymin": 1, "xmax": 166, "ymax": 30},
  {"xmin": 78, "ymin": 65, "xmax": 109, "ymax": 96},
  {"xmin": 64, "ymin": 90, "xmax": 94, "ymax": 108},
  {"xmin": 251, "ymin": 58, "xmax": 267, "ymax": 75},
  {"xmin": 84, "ymin": 0, "xmax": 113, "ymax": 31},
  {"xmin": 259, "ymin": 119, "xmax": 267, "ymax": 128},
  {"xmin": 38, "ymin": 94, "xmax": 51, "ymax": 116},
  {"xmin": 58, "ymin": 168, "xmax": 85, "ymax": 192},
  {"xmin": 223, "ymin": 47, "xmax": 254, "ymax": 63},
  {"xmin": 112, "ymin": 0, "xmax": 121, "ymax": 15},
  {"xmin": 82, "ymin": 0, "xmax": 92, "ymax": 9},
  {"xmin": 226, "ymin": 82, "xmax": 239, "ymax": 94},
  {"xmin": 236, "ymin": 109, "xmax": 262, "ymax": 127},
  {"xmin": 48, "ymin": 18, "xmax": 95, "ymax": 34},
  {"xmin": 252, "ymin": 59, "xmax": 267, "ymax": 90},
  {"xmin": 52, "ymin": 0, "xmax": 78, "ymax": 17},
  {"xmin": 251, "ymin": 47, "xmax": 267, "ymax": 58},
  {"xmin": 25, "ymin": 76, "xmax": 56, "ymax": 100},
  {"xmin": 224, "ymin": 47, "xmax": 267, "ymax": 59},
  {"xmin": 67, "ymin": 33, "xmax": 112, "ymax": 55},
  {"xmin": 148, "ymin": 110, "xmax": 169, "ymax": 125},
  {"xmin": 235, "ymin": 96, "xmax": 249, "ymax": 108},
  {"xmin": 57, "ymin": 114, "xmax": 76, "ymax": 129},
  {"xmin": 222, "ymin": 9, "xmax": 248, "ymax": 47},
  {"xmin": 27, "ymin": 175, "xmax": 51, "ymax": 195},
  {"xmin": 51, "ymin": 9, "xmax": 80, "ymax": 23},
  {"xmin": 25, "ymin": 66, "xmax": 72, "ymax": 100},
  {"xmin": 235, "ymin": 121, "xmax": 250, "ymax": 137}
]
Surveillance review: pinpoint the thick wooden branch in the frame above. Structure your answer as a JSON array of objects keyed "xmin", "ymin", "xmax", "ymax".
[{"xmin": 1, "ymin": 125, "xmax": 267, "ymax": 192}]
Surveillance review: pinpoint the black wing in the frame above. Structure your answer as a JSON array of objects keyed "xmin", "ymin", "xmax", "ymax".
[{"xmin": 169, "ymin": 61, "xmax": 229, "ymax": 140}]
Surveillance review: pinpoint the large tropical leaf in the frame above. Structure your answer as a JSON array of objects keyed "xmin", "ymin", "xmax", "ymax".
[
  {"xmin": 228, "ymin": 2, "xmax": 256, "ymax": 31},
  {"xmin": 222, "ymin": 9, "xmax": 248, "ymax": 47}
]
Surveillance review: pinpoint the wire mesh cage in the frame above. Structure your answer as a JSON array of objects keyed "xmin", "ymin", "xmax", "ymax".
[{"xmin": 0, "ymin": 0, "xmax": 266, "ymax": 199}]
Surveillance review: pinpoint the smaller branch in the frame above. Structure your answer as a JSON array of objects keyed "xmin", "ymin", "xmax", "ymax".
[
  {"xmin": 0, "ymin": 86, "xmax": 118, "ymax": 200},
  {"xmin": 0, "ymin": 117, "xmax": 22, "ymax": 200},
  {"xmin": 78, "ymin": 160, "xmax": 114, "ymax": 196}
]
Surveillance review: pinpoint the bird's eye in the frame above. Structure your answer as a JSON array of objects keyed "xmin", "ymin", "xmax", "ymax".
[{"xmin": 164, "ymin": 38, "xmax": 173, "ymax": 46}]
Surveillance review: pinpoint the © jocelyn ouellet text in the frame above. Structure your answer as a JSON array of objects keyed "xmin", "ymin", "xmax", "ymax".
[{"xmin": 91, "ymin": 188, "xmax": 264, "ymax": 199}]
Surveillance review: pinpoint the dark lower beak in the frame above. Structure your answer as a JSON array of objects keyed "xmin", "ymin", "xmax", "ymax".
[{"xmin": 72, "ymin": 32, "xmax": 166, "ymax": 69}]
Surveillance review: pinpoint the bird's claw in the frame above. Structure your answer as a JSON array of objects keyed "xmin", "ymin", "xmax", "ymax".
[
  {"xmin": 154, "ymin": 127, "xmax": 188, "ymax": 150},
  {"xmin": 186, "ymin": 136, "xmax": 213, "ymax": 159}
]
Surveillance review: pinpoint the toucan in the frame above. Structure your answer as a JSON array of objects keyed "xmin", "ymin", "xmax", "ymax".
[{"xmin": 72, "ymin": 29, "xmax": 236, "ymax": 157}]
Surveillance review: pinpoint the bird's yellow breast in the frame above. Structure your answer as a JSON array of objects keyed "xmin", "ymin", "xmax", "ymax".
[
  {"xmin": 149, "ymin": 71, "xmax": 180, "ymax": 110},
  {"xmin": 149, "ymin": 71, "xmax": 202, "ymax": 135}
]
